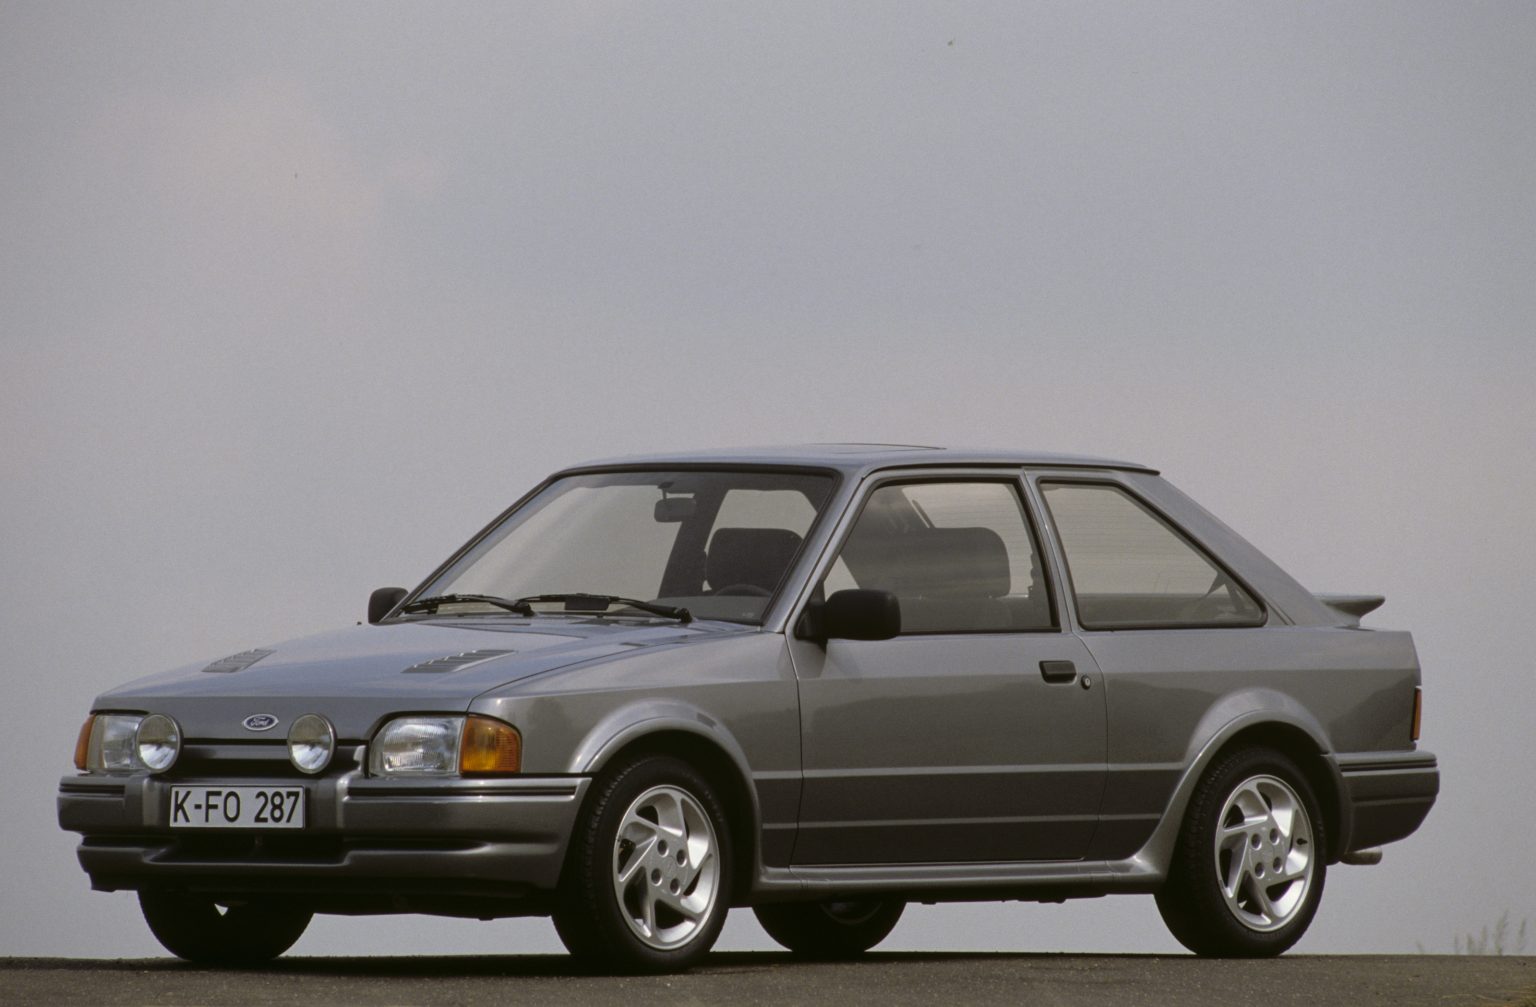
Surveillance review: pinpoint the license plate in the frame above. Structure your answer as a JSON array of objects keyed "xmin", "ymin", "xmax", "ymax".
[{"xmin": 169, "ymin": 785, "xmax": 306, "ymax": 829}]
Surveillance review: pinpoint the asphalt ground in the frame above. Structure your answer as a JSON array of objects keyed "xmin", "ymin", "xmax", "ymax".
[{"xmin": 4, "ymin": 954, "xmax": 1535, "ymax": 1007}]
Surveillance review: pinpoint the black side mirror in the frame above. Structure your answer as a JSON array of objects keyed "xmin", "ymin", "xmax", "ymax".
[
  {"xmin": 369, "ymin": 586, "xmax": 408, "ymax": 625},
  {"xmin": 804, "ymin": 589, "xmax": 901, "ymax": 643}
]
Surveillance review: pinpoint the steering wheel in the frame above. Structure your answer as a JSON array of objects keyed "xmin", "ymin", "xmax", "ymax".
[{"xmin": 713, "ymin": 583, "xmax": 772, "ymax": 597}]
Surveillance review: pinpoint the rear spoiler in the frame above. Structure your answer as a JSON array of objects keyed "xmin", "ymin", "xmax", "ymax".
[{"xmin": 1316, "ymin": 593, "xmax": 1386, "ymax": 627}]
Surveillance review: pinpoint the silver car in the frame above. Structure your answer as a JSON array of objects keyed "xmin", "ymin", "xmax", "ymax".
[{"xmin": 58, "ymin": 446, "xmax": 1438, "ymax": 971}]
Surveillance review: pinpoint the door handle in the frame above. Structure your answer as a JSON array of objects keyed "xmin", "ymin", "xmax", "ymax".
[{"xmin": 1039, "ymin": 660, "xmax": 1078, "ymax": 684}]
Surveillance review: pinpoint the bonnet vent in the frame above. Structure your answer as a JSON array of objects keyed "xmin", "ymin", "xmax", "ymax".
[
  {"xmin": 402, "ymin": 649, "xmax": 515, "ymax": 674},
  {"xmin": 201, "ymin": 649, "xmax": 275, "ymax": 674}
]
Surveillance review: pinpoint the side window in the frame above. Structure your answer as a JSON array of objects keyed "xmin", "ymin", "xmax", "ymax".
[
  {"xmin": 1040, "ymin": 482, "xmax": 1264, "ymax": 629},
  {"xmin": 825, "ymin": 480, "xmax": 1055, "ymax": 633}
]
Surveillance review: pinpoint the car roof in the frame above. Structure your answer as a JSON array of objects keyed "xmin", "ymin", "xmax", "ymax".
[{"xmin": 561, "ymin": 444, "xmax": 1157, "ymax": 477}]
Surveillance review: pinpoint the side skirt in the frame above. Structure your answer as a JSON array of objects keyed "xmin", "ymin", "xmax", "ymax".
[{"xmin": 749, "ymin": 858, "xmax": 1165, "ymax": 904}]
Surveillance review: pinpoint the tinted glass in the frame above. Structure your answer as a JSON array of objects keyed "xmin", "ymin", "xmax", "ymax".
[
  {"xmin": 422, "ymin": 470, "xmax": 835, "ymax": 624},
  {"xmin": 1041, "ymin": 482, "xmax": 1263, "ymax": 629},
  {"xmin": 826, "ymin": 480, "xmax": 1054, "ymax": 633}
]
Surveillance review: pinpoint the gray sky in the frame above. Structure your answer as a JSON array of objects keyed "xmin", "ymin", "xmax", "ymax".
[{"xmin": 3, "ymin": 2, "xmax": 1533, "ymax": 958}]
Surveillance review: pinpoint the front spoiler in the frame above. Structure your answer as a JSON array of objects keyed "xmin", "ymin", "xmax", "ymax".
[{"xmin": 58, "ymin": 771, "xmax": 590, "ymax": 915}]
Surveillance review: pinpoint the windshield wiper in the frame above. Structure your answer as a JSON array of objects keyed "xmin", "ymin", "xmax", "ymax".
[
  {"xmin": 513, "ymin": 593, "xmax": 693, "ymax": 624},
  {"xmin": 400, "ymin": 593, "xmax": 535, "ymax": 616}
]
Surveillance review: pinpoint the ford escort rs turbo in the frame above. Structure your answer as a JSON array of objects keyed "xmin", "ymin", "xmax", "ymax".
[{"xmin": 59, "ymin": 445, "xmax": 1438, "ymax": 971}]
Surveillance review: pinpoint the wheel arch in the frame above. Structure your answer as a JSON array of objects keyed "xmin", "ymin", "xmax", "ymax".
[
  {"xmin": 567, "ymin": 709, "xmax": 762, "ymax": 905},
  {"xmin": 1133, "ymin": 697, "xmax": 1347, "ymax": 876},
  {"xmin": 1202, "ymin": 721, "xmax": 1344, "ymax": 862}
]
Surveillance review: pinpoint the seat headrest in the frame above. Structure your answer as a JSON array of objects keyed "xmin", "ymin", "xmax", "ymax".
[
  {"xmin": 896, "ymin": 526, "xmax": 1011, "ymax": 599},
  {"xmin": 706, "ymin": 528, "xmax": 804, "ymax": 594}
]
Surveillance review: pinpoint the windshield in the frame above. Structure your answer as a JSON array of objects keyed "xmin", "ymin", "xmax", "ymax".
[{"xmin": 415, "ymin": 469, "xmax": 837, "ymax": 625}]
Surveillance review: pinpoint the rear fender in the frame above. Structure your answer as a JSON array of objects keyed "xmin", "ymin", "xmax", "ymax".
[{"xmin": 1123, "ymin": 689, "xmax": 1341, "ymax": 880}]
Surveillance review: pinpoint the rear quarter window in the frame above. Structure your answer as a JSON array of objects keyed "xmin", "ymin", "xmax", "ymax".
[{"xmin": 1040, "ymin": 481, "xmax": 1264, "ymax": 629}]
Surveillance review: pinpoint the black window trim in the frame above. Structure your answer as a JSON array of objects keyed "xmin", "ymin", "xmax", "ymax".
[{"xmin": 1036, "ymin": 477, "xmax": 1269, "ymax": 632}]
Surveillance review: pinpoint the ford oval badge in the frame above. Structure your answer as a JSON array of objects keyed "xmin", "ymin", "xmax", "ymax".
[{"xmin": 242, "ymin": 713, "xmax": 279, "ymax": 732}]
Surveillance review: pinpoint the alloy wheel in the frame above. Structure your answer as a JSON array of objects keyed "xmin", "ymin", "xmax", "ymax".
[
  {"xmin": 610, "ymin": 784, "xmax": 721, "ymax": 950},
  {"xmin": 1212, "ymin": 773, "xmax": 1316, "ymax": 932}
]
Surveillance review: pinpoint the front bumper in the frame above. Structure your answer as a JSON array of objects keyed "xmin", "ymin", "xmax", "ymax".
[
  {"xmin": 58, "ymin": 760, "xmax": 590, "ymax": 918},
  {"xmin": 1334, "ymin": 750, "xmax": 1439, "ymax": 856}
]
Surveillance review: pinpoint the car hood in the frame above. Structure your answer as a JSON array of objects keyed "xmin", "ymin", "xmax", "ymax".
[{"xmin": 95, "ymin": 617, "xmax": 751, "ymax": 741}]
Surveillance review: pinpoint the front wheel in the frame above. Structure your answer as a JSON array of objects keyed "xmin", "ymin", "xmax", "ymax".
[
  {"xmin": 139, "ymin": 892, "xmax": 311, "ymax": 965},
  {"xmin": 754, "ymin": 899, "xmax": 905, "ymax": 958},
  {"xmin": 1155, "ymin": 747, "xmax": 1327, "ymax": 957},
  {"xmin": 553, "ymin": 756, "xmax": 732, "ymax": 973}
]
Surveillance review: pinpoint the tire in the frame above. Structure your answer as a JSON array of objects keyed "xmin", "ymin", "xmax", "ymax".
[
  {"xmin": 1155, "ymin": 747, "xmax": 1327, "ymax": 957},
  {"xmin": 754, "ymin": 899, "xmax": 905, "ymax": 958},
  {"xmin": 553, "ymin": 755, "xmax": 732, "ymax": 973},
  {"xmin": 138, "ymin": 892, "xmax": 311, "ymax": 965}
]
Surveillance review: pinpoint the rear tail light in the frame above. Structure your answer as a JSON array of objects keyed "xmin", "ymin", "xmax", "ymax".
[{"xmin": 1411, "ymin": 687, "xmax": 1422, "ymax": 743}]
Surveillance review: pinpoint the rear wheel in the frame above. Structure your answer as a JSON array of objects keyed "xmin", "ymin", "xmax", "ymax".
[
  {"xmin": 754, "ymin": 899, "xmax": 905, "ymax": 958},
  {"xmin": 139, "ymin": 892, "xmax": 311, "ymax": 965},
  {"xmin": 553, "ymin": 756, "xmax": 731, "ymax": 973},
  {"xmin": 1155, "ymin": 747, "xmax": 1326, "ymax": 957}
]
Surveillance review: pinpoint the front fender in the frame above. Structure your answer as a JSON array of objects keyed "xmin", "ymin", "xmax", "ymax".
[
  {"xmin": 569, "ymin": 699, "xmax": 757, "ymax": 781},
  {"xmin": 564, "ymin": 700, "xmax": 773, "ymax": 889}
]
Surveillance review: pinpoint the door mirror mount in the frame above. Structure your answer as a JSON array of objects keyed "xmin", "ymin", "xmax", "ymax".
[{"xmin": 368, "ymin": 586, "xmax": 409, "ymax": 625}]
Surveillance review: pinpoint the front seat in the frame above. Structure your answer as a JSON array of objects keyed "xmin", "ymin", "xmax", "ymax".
[
  {"xmin": 705, "ymin": 528, "xmax": 804, "ymax": 595},
  {"xmin": 894, "ymin": 526, "xmax": 1015, "ymax": 632}
]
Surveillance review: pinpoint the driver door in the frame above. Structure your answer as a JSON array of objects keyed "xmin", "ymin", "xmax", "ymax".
[{"xmin": 786, "ymin": 476, "xmax": 1108, "ymax": 865}]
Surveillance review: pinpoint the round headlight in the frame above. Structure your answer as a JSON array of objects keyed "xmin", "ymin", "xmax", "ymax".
[
  {"xmin": 135, "ymin": 714, "xmax": 181, "ymax": 774},
  {"xmin": 288, "ymin": 714, "xmax": 336, "ymax": 774}
]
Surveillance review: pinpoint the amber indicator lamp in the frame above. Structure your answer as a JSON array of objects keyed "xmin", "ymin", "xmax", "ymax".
[
  {"xmin": 460, "ymin": 715, "xmax": 522, "ymax": 775},
  {"xmin": 74, "ymin": 715, "xmax": 96, "ymax": 771}
]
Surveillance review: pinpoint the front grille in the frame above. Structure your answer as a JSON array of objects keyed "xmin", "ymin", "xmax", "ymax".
[
  {"xmin": 157, "ymin": 833, "xmax": 349, "ymax": 863},
  {"xmin": 167, "ymin": 743, "xmax": 362, "ymax": 781}
]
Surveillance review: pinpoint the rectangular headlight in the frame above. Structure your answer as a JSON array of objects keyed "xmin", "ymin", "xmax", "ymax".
[
  {"xmin": 369, "ymin": 716, "xmax": 463, "ymax": 776},
  {"xmin": 87, "ymin": 714, "xmax": 143, "ymax": 774}
]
